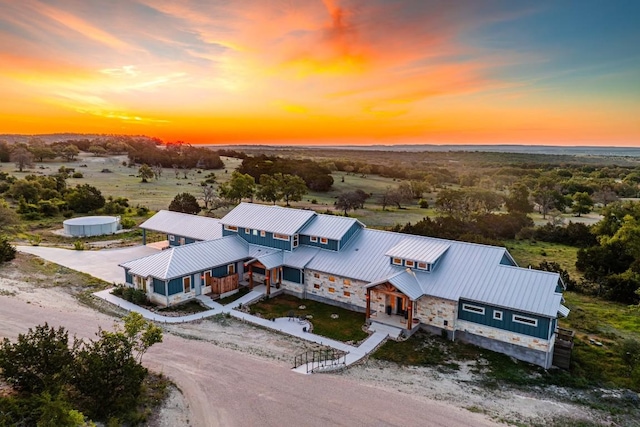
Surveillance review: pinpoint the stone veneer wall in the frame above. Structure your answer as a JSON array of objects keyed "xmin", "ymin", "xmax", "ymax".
[
  {"xmin": 455, "ymin": 319, "xmax": 554, "ymax": 368},
  {"xmin": 291, "ymin": 269, "xmax": 369, "ymax": 310},
  {"xmin": 415, "ymin": 296, "xmax": 457, "ymax": 332}
]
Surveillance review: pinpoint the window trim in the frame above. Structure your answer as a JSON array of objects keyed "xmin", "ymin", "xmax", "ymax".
[
  {"xmin": 320, "ymin": 237, "xmax": 328, "ymax": 245},
  {"xmin": 417, "ymin": 262, "xmax": 429, "ymax": 271},
  {"xmin": 293, "ymin": 234, "xmax": 299, "ymax": 248},
  {"xmin": 493, "ymin": 310, "xmax": 503, "ymax": 321},
  {"xmin": 313, "ymin": 283, "xmax": 320, "ymax": 289},
  {"xmin": 260, "ymin": 230, "xmax": 266, "ymax": 237},
  {"xmin": 310, "ymin": 236, "xmax": 318, "ymax": 243},
  {"xmin": 512, "ymin": 314, "xmax": 538, "ymax": 327},
  {"xmin": 224, "ymin": 225, "xmax": 238, "ymax": 232},
  {"xmin": 343, "ymin": 290, "xmax": 351, "ymax": 297},
  {"xmin": 245, "ymin": 228, "xmax": 250, "ymax": 234},
  {"xmin": 183, "ymin": 276, "xmax": 191, "ymax": 293},
  {"xmin": 343, "ymin": 279, "xmax": 351, "ymax": 286},
  {"xmin": 462, "ymin": 303, "xmax": 485, "ymax": 315},
  {"xmin": 313, "ymin": 272, "xmax": 320, "ymax": 278},
  {"xmin": 392, "ymin": 258, "xmax": 402, "ymax": 266},
  {"xmin": 227, "ymin": 263, "xmax": 235, "ymax": 275},
  {"xmin": 328, "ymin": 287, "xmax": 335, "ymax": 293},
  {"xmin": 405, "ymin": 260, "xmax": 415, "ymax": 268},
  {"xmin": 273, "ymin": 233, "xmax": 289, "ymax": 241},
  {"xmin": 168, "ymin": 235, "xmax": 175, "ymax": 242},
  {"xmin": 328, "ymin": 276, "xmax": 335, "ymax": 282}
]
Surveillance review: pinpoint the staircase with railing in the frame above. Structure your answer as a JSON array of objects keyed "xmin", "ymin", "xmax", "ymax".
[
  {"xmin": 293, "ymin": 349, "xmax": 347, "ymax": 374},
  {"xmin": 553, "ymin": 327, "xmax": 574, "ymax": 370}
]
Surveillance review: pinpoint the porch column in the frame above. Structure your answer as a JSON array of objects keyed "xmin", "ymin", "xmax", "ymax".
[
  {"xmin": 278, "ymin": 267, "xmax": 283, "ymax": 287},
  {"xmin": 249, "ymin": 264, "xmax": 254, "ymax": 289},
  {"xmin": 265, "ymin": 269, "xmax": 270, "ymax": 296},
  {"xmin": 407, "ymin": 300, "xmax": 413, "ymax": 329},
  {"xmin": 365, "ymin": 288, "xmax": 371, "ymax": 319}
]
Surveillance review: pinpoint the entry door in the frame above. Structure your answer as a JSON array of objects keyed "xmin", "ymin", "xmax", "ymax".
[
  {"xmin": 271, "ymin": 268, "xmax": 277, "ymax": 284},
  {"xmin": 396, "ymin": 296, "xmax": 404, "ymax": 315}
]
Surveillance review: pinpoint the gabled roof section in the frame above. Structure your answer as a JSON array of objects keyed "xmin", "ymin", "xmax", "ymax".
[
  {"xmin": 139, "ymin": 210, "xmax": 222, "ymax": 241},
  {"xmin": 220, "ymin": 203, "xmax": 316, "ymax": 235},
  {"xmin": 119, "ymin": 236, "xmax": 247, "ymax": 280},
  {"xmin": 385, "ymin": 238, "xmax": 450, "ymax": 265},
  {"xmin": 367, "ymin": 270, "xmax": 423, "ymax": 301},
  {"xmin": 300, "ymin": 214, "xmax": 364, "ymax": 241}
]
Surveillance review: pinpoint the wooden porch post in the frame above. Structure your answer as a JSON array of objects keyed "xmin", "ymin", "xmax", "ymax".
[
  {"xmin": 249, "ymin": 264, "xmax": 253, "ymax": 289},
  {"xmin": 365, "ymin": 288, "xmax": 371, "ymax": 319},
  {"xmin": 279, "ymin": 267, "xmax": 283, "ymax": 286},
  {"xmin": 265, "ymin": 268, "xmax": 270, "ymax": 296},
  {"xmin": 407, "ymin": 300, "xmax": 413, "ymax": 329}
]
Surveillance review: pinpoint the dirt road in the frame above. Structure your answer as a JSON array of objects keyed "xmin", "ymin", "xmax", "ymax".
[{"xmin": 0, "ymin": 294, "xmax": 498, "ymax": 427}]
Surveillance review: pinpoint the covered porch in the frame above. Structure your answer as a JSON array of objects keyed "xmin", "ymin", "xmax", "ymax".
[
  {"xmin": 245, "ymin": 260, "xmax": 283, "ymax": 297},
  {"xmin": 365, "ymin": 282, "xmax": 418, "ymax": 331}
]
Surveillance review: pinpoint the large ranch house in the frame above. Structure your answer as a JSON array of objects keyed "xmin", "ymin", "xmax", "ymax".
[{"xmin": 120, "ymin": 203, "xmax": 570, "ymax": 368}]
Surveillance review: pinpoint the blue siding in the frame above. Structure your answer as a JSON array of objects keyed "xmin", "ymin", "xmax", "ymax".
[
  {"xmin": 500, "ymin": 253, "xmax": 516, "ymax": 266},
  {"xmin": 283, "ymin": 266, "xmax": 302, "ymax": 283},
  {"xmin": 458, "ymin": 300, "xmax": 552, "ymax": 340},
  {"xmin": 168, "ymin": 235, "xmax": 197, "ymax": 246},
  {"xmin": 224, "ymin": 228, "xmax": 292, "ymax": 251},
  {"xmin": 125, "ymin": 269, "xmax": 132, "ymax": 284},
  {"xmin": 153, "ymin": 278, "xmax": 166, "ymax": 295},
  {"xmin": 167, "ymin": 277, "xmax": 184, "ymax": 295},
  {"xmin": 339, "ymin": 222, "xmax": 362, "ymax": 250},
  {"xmin": 300, "ymin": 235, "xmax": 339, "ymax": 251},
  {"xmin": 213, "ymin": 265, "xmax": 230, "ymax": 278}
]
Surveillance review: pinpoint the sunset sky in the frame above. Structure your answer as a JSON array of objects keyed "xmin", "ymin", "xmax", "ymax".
[{"xmin": 1, "ymin": 0, "xmax": 639, "ymax": 145}]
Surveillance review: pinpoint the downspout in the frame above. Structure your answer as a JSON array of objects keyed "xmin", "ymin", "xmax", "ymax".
[{"xmin": 165, "ymin": 280, "xmax": 169, "ymax": 307}]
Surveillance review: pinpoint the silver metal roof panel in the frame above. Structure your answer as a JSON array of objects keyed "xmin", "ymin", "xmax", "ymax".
[
  {"xmin": 385, "ymin": 238, "xmax": 450, "ymax": 264},
  {"xmin": 300, "ymin": 214, "xmax": 363, "ymax": 240},
  {"xmin": 139, "ymin": 210, "xmax": 222, "ymax": 241},
  {"xmin": 220, "ymin": 203, "xmax": 316, "ymax": 235}
]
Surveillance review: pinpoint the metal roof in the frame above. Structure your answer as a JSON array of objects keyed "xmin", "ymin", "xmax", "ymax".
[
  {"xmin": 385, "ymin": 238, "xmax": 450, "ymax": 264},
  {"xmin": 558, "ymin": 304, "xmax": 570, "ymax": 317},
  {"xmin": 220, "ymin": 203, "xmax": 316, "ymax": 235},
  {"xmin": 300, "ymin": 214, "xmax": 363, "ymax": 241},
  {"xmin": 139, "ymin": 210, "xmax": 222, "ymax": 241},
  {"xmin": 284, "ymin": 246, "xmax": 320, "ymax": 269},
  {"xmin": 367, "ymin": 270, "xmax": 423, "ymax": 300},
  {"xmin": 256, "ymin": 251, "xmax": 284, "ymax": 270},
  {"xmin": 305, "ymin": 228, "xmax": 563, "ymax": 318},
  {"xmin": 119, "ymin": 236, "xmax": 248, "ymax": 280}
]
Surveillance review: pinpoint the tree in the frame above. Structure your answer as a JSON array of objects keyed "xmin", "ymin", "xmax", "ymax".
[
  {"xmin": 0, "ymin": 234, "xmax": 16, "ymax": 263},
  {"xmin": 0, "ymin": 140, "xmax": 11, "ymax": 162},
  {"xmin": 138, "ymin": 164, "xmax": 154, "ymax": 183},
  {"xmin": 505, "ymin": 183, "xmax": 533, "ymax": 214},
  {"xmin": 28, "ymin": 138, "xmax": 57, "ymax": 162},
  {"xmin": 200, "ymin": 184, "xmax": 216, "ymax": 210},
  {"xmin": 218, "ymin": 171, "xmax": 255, "ymax": 204},
  {"xmin": 593, "ymin": 185, "xmax": 618, "ymax": 206},
  {"xmin": 532, "ymin": 178, "xmax": 563, "ymax": 219},
  {"xmin": 279, "ymin": 174, "xmax": 307, "ymax": 206},
  {"xmin": 435, "ymin": 189, "xmax": 465, "ymax": 216},
  {"xmin": 257, "ymin": 174, "xmax": 281, "ymax": 205},
  {"xmin": 572, "ymin": 192, "xmax": 594, "ymax": 217},
  {"xmin": 10, "ymin": 145, "xmax": 34, "ymax": 172},
  {"xmin": 153, "ymin": 164, "xmax": 163, "ymax": 180},
  {"xmin": 59, "ymin": 144, "xmax": 80, "ymax": 162},
  {"xmin": 169, "ymin": 192, "xmax": 201, "ymax": 214},
  {"xmin": 0, "ymin": 324, "xmax": 75, "ymax": 394},
  {"xmin": 9, "ymin": 179, "xmax": 42, "ymax": 204},
  {"xmin": 65, "ymin": 184, "xmax": 105, "ymax": 213},
  {"xmin": 88, "ymin": 145, "xmax": 106, "ymax": 157},
  {"xmin": 0, "ymin": 199, "xmax": 18, "ymax": 231},
  {"xmin": 120, "ymin": 312, "xmax": 163, "ymax": 363}
]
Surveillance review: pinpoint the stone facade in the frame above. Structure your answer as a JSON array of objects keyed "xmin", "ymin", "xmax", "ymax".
[
  {"xmin": 455, "ymin": 319, "xmax": 552, "ymax": 353},
  {"xmin": 415, "ymin": 296, "xmax": 457, "ymax": 332},
  {"xmin": 302, "ymin": 269, "xmax": 368, "ymax": 310}
]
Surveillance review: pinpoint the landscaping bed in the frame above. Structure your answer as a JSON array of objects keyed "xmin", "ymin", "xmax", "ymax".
[{"xmin": 248, "ymin": 294, "xmax": 368, "ymax": 343}]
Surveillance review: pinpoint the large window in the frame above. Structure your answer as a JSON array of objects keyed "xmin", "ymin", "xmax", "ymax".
[
  {"xmin": 183, "ymin": 276, "xmax": 191, "ymax": 293},
  {"xmin": 224, "ymin": 225, "xmax": 238, "ymax": 232},
  {"xmin": 260, "ymin": 230, "xmax": 266, "ymax": 237},
  {"xmin": 273, "ymin": 233, "xmax": 289, "ymax": 241},
  {"xmin": 417, "ymin": 262, "xmax": 429, "ymax": 271},
  {"xmin": 392, "ymin": 258, "xmax": 402, "ymax": 266},
  {"xmin": 310, "ymin": 236, "xmax": 318, "ymax": 243},
  {"xmin": 320, "ymin": 237, "xmax": 328, "ymax": 244},
  {"xmin": 462, "ymin": 303, "xmax": 485, "ymax": 315},
  {"xmin": 405, "ymin": 260, "xmax": 415, "ymax": 268},
  {"xmin": 513, "ymin": 314, "xmax": 538, "ymax": 327}
]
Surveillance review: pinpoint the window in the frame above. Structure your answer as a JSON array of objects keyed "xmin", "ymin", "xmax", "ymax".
[
  {"xmin": 293, "ymin": 234, "xmax": 299, "ymax": 248},
  {"xmin": 392, "ymin": 258, "xmax": 402, "ymax": 266},
  {"xmin": 343, "ymin": 291, "xmax": 351, "ymax": 297},
  {"xmin": 328, "ymin": 287, "xmax": 335, "ymax": 293},
  {"xmin": 513, "ymin": 314, "xmax": 538, "ymax": 327},
  {"xmin": 224, "ymin": 225, "xmax": 238, "ymax": 232},
  {"xmin": 169, "ymin": 235, "xmax": 175, "ymax": 242},
  {"xmin": 260, "ymin": 230, "xmax": 266, "ymax": 237},
  {"xmin": 179, "ymin": 237, "xmax": 186, "ymax": 245},
  {"xmin": 328, "ymin": 276, "xmax": 335, "ymax": 282},
  {"xmin": 320, "ymin": 237, "xmax": 328, "ymax": 244},
  {"xmin": 313, "ymin": 283, "xmax": 320, "ymax": 289},
  {"xmin": 313, "ymin": 272, "xmax": 320, "ymax": 278},
  {"xmin": 343, "ymin": 279, "xmax": 351, "ymax": 286},
  {"xmin": 310, "ymin": 236, "xmax": 318, "ymax": 243},
  {"xmin": 245, "ymin": 228, "xmax": 250, "ymax": 234},
  {"xmin": 273, "ymin": 233, "xmax": 289, "ymax": 241},
  {"xmin": 203, "ymin": 270, "xmax": 212, "ymax": 285},
  {"xmin": 183, "ymin": 276, "xmax": 191, "ymax": 293},
  {"xmin": 462, "ymin": 303, "xmax": 485, "ymax": 315},
  {"xmin": 417, "ymin": 262, "xmax": 429, "ymax": 270},
  {"xmin": 253, "ymin": 229, "xmax": 258, "ymax": 236},
  {"xmin": 493, "ymin": 310, "xmax": 503, "ymax": 321},
  {"xmin": 228, "ymin": 264, "xmax": 235, "ymax": 275},
  {"xmin": 405, "ymin": 260, "xmax": 415, "ymax": 268}
]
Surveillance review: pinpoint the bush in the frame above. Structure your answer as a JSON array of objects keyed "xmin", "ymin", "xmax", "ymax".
[
  {"xmin": 120, "ymin": 218, "xmax": 136, "ymax": 229},
  {"xmin": 73, "ymin": 241, "xmax": 85, "ymax": 251},
  {"xmin": 136, "ymin": 206, "xmax": 149, "ymax": 216},
  {"xmin": 62, "ymin": 210, "xmax": 74, "ymax": 218},
  {"xmin": 72, "ymin": 172, "xmax": 83, "ymax": 178},
  {"xmin": 113, "ymin": 287, "xmax": 149, "ymax": 306},
  {"xmin": 418, "ymin": 199, "xmax": 429, "ymax": 209},
  {"xmin": 0, "ymin": 235, "xmax": 16, "ymax": 263}
]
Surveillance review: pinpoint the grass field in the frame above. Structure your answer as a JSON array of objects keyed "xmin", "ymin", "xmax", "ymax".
[
  {"xmin": 248, "ymin": 294, "xmax": 368, "ymax": 343},
  {"xmin": 504, "ymin": 239, "xmax": 581, "ymax": 279}
]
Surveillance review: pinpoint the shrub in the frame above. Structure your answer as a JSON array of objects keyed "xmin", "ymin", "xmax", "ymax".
[
  {"xmin": 73, "ymin": 241, "xmax": 85, "ymax": 251},
  {"xmin": 0, "ymin": 235, "xmax": 16, "ymax": 263},
  {"xmin": 418, "ymin": 199, "xmax": 429, "ymax": 209},
  {"xmin": 72, "ymin": 172, "xmax": 83, "ymax": 178},
  {"xmin": 62, "ymin": 210, "xmax": 74, "ymax": 218},
  {"xmin": 27, "ymin": 234, "xmax": 41, "ymax": 246},
  {"xmin": 136, "ymin": 206, "xmax": 149, "ymax": 216},
  {"xmin": 120, "ymin": 218, "xmax": 136, "ymax": 229}
]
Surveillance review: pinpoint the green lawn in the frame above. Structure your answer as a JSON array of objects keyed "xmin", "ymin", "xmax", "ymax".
[
  {"xmin": 158, "ymin": 300, "xmax": 209, "ymax": 314},
  {"xmin": 504, "ymin": 239, "xmax": 581, "ymax": 279},
  {"xmin": 218, "ymin": 286, "xmax": 251, "ymax": 305},
  {"xmin": 248, "ymin": 294, "xmax": 368, "ymax": 343}
]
